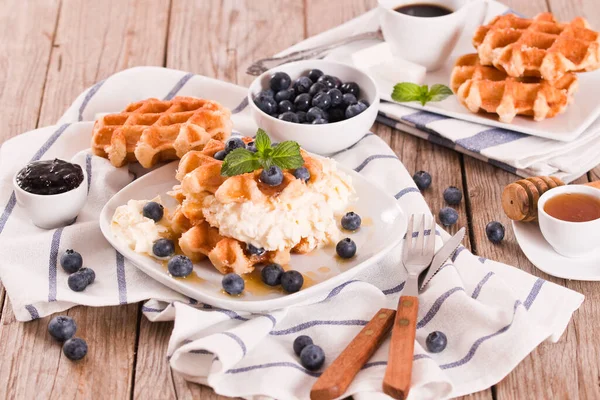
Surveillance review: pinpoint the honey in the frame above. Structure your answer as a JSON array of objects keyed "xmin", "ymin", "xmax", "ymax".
[{"xmin": 544, "ymin": 193, "xmax": 600, "ymax": 222}]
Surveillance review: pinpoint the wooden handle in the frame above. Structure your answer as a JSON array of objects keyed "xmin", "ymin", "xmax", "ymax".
[
  {"xmin": 585, "ymin": 181, "xmax": 600, "ymax": 190},
  {"xmin": 383, "ymin": 296, "xmax": 419, "ymax": 400},
  {"xmin": 310, "ymin": 308, "xmax": 396, "ymax": 400}
]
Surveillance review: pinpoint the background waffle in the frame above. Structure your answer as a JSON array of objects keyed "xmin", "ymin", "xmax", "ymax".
[
  {"xmin": 91, "ymin": 96, "xmax": 232, "ymax": 168},
  {"xmin": 473, "ymin": 12, "xmax": 600, "ymax": 81},
  {"xmin": 450, "ymin": 53, "xmax": 579, "ymax": 122}
]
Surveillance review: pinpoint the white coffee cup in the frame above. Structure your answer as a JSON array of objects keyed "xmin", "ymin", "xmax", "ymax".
[
  {"xmin": 378, "ymin": 0, "xmax": 488, "ymax": 71},
  {"xmin": 538, "ymin": 185, "xmax": 600, "ymax": 258}
]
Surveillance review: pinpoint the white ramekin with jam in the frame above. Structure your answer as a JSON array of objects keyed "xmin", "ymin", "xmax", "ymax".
[{"xmin": 13, "ymin": 158, "xmax": 88, "ymax": 229}]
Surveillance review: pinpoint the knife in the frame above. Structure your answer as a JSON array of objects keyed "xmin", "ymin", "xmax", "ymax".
[{"xmin": 420, "ymin": 227, "xmax": 465, "ymax": 290}]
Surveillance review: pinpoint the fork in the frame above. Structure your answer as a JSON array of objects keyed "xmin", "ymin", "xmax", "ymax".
[
  {"xmin": 383, "ymin": 214, "xmax": 436, "ymax": 399},
  {"xmin": 245, "ymin": 30, "xmax": 383, "ymax": 76}
]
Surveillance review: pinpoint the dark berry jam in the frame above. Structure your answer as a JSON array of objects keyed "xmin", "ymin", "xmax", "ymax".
[{"xmin": 16, "ymin": 159, "xmax": 84, "ymax": 195}]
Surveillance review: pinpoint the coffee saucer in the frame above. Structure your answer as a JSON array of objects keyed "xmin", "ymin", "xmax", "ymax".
[{"xmin": 512, "ymin": 221, "xmax": 600, "ymax": 281}]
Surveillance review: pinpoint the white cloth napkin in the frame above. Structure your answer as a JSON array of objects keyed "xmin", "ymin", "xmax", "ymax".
[
  {"xmin": 275, "ymin": 2, "xmax": 600, "ymax": 183},
  {"xmin": 0, "ymin": 66, "xmax": 584, "ymax": 400}
]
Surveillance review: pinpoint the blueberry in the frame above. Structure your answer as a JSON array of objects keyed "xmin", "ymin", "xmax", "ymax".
[
  {"xmin": 296, "ymin": 111, "xmax": 307, "ymax": 123},
  {"xmin": 222, "ymin": 273, "xmax": 245, "ymax": 295},
  {"xmin": 270, "ymin": 71, "xmax": 291, "ymax": 92},
  {"xmin": 294, "ymin": 93, "xmax": 312, "ymax": 112},
  {"xmin": 426, "ymin": 331, "xmax": 447, "ymax": 353},
  {"xmin": 443, "ymin": 186, "xmax": 462, "ymax": 205},
  {"xmin": 293, "ymin": 76, "xmax": 313, "ymax": 94},
  {"xmin": 247, "ymin": 142, "xmax": 257, "ymax": 153},
  {"xmin": 153, "ymin": 238, "xmax": 175, "ymax": 258},
  {"xmin": 345, "ymin": 104, "xmax": 365, "ymax": 119},
  {"xmin": 306, "ymin": 107, "xmax": 326, "ymax": 123},
  {"xmin": 63, "ymin": 337, "xmax": 88, "ymax": 361},
  {"xmin": 48, "ymin": 316, "xmax": 77, "ymax": 341},
  {"xmin": 60, "ymin": 249, "xmax": 82, "ymax": 274},
  {"xmin": 168, "ymin": 255, "xmax": 193, "ymax": 277},
  {"xmin": 275, "ymin": 88, "xmax": 295, "ymax": 102},
  {"xmin": 413, "ymin": 171, "xmax": 432, "ymax": 190},
  {"xmin": 358, "ymin": 99, "xmax": 370, "ymax": 108},
  {"xmin": 143, "ymin": 201, "xmax": 164, "ymax": 222},
  {"xmin": 342, "ymin": 93, "xmax": 358, "ymax": 107},
  {"xmin": 260, "ymin": 165, "xmax": 284, "ymax": 186},
  {"xmin": 341, "ymin": 81, "xmax": 360, "ymax": 97},
  {"xmin": 486, "ymin": 221, "xmax": 505, "ymax": 243},
  {"xmin": 279, "ymin": 111, "xmax": 300, "ymax": 123},
  {"xmin": 336, "ymin": 238, "xmax": 357, "ymax": 258},
  {"xmin": 278, "ymin": 100, "xmax": 295, "ymax": 114},
  {"xmin": 246, "ymin": 243, "xmax": 265, "ymax": 256},
  {"xmin": 312, "ymin": 92, "xmax": 332, "ymax": 110},
  {"xmin": 355, "ymin": 101, "xmax": 368, "ymax": 112},
  {"xmin": 312, "ymin": 118, "xmax": 327, "ymax": 124},
  {"xmin": 68, "ymin": 269, "xmax": 92, "ymax": 292},
  {"xmin": 327, "ymin": 89, "xmax": 343, "ymax": 107},
  {"xmin": 300, "ymin": 344, "xmax": 325, "ymax": 371},
  {"xmin": 341, "ymin": 212, "xmax": 362, "ymax": 231},
  {"xmin": 258, "ymin": 89, "xmax": 274, "ymax": 98},
  {"xmin": 328, "ymin": 107, "xmax": 345, "ymax": 122},
  {"xmin": 79, "ymin": 267, "xmax": 95, "ymax": 285},
  {"xmin": 439, "ymin": 207, "xmax": 459, "ymax": 227},
  {"xmin": 281, "ymin": 270, "xmax": 304, "ymax": 293},
  {"xmin": 214, "ymin": 150, "xmax": 227, "ymax": 160},
  {"xmin": 293, "ymin": 167, "xmax": 310, "ymax": 182},
  {"xmin": 225, "ymin": 137, "xmax": 246, "ymax": 153},
  {"xmin": 293, "ymin": 335, "xmax": 314, "ymax": 356},
  {"xmin": 308, "ymin": 69, "xmax": 324, "ymax": 82},
  {"xmin": 261, "ymin": 263, "xmax": 284, "ymax": 286},
  {"xmin": 254, "ymin": 93, "xmax": 278, "ymax": 115},
  {"xmin": 309, "ymin": 82, "xmax": 327, "ymax": 96},
  {"xmin": 317, "ymin": 75, "xmax": 339, "ymax": 89}
]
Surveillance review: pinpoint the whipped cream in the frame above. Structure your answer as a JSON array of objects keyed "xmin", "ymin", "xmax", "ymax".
[
  {"xmin": 202, "ymin": 157, "xmax": 354, "ymax": 252},
  {"xmin": 111, "ymin": 197, "xmax": 169, "ymax": 255}
]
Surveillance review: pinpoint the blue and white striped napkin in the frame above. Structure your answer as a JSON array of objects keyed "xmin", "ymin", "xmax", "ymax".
[{"xmin": 0, "ymin": 67, "xmax": 583, "ymax": 400}]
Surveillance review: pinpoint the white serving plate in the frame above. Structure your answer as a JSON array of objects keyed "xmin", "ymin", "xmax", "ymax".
[
  {"xmin": 100, "ymin": 161, "xmax": 406, "ymax": 312},
  {"xmin": 513, "ymin": 221, "xmax": 600, "ymax": 281},
  {"xmin": 325, "ymin": 4, "xmax": 600, "ymax": 142}
]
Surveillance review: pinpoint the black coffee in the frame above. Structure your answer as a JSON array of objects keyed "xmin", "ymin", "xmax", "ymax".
[{"xmin": 394, "ymin": 3, "xmax": 453, "ymax": 17}]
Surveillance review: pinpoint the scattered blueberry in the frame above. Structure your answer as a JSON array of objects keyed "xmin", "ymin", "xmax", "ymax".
[
  {"xmin": 294, "ymin": 93, "xmax": 312, "ymax": 112},
  {"xmin": 261, "ymin": 263, "xmax": 284, "ymax": 286},
  {"xmin": 426, "ymin": 331, "xmax": 447, "ymax": 353},
  {"xmin": 309, "ymin": 82, "xmax": 327, "ymax": 96},
  {"xmin": 222, "ymin": 273, "xmax": 245, "ymax": 295},
  {"xmin": 293, "ymin": 76, "xmax": 312, "ymax": 94},
  {"xmin": 225, "ymin": 137, "xmax": 246, "ymax": 153},
  {"xmin": 328, "ymin": 107, "xmax": 345, "ymax": 122},
  {"xmin": 317, "ymin": 74, "xmax": 339, "ymax": 89},
  {"xmin": 345, "ymin": 104, "xmax": 365, "ymax": 119},
  {"xmin": 247, "ymin": 142, "xmax": 257, "ymax": 153},
  {"xmin": 48, "ymin": 316, "xmax": 77, "ymax": 342},
  {"xmin": 439, "ymin": 207, "xmax": 459, "ymax": 226},
  {"xmin": 254, "ymin": 93, "xmax": 278, "ymax": 115},
  {"xmin": 63, "ymin": 337, "xmax": 88, "ymax": 361},
  {"xmin": 143, "ymin": 201, "xmax": 164, "ymax": 222},
  {"xmin": 260, "ymin": 165, "xmax": 284, "ymax": 186},
  {"xmin": 153, "ymin": 238, "xmax": 175, "ymax": 258},
  {"xmin": 60, "ymin": 249, "xmax": 82, "ymax": 274},
  {"xmin": 270, "ymin": 71, "xmax": 291, "ymax": 92},
  {"xmin": 336, "ymin": 238, "xmax": 357, "ymax": 259},
  {"xmin": 214, "ymin": 150, "xmax": 227, "ymax": 160},
  {"xmin": 300, "ymin": 344, "xmax": 325, "ymax": 371},
  {"xmin": 68, "ymin": 270, "xmax": 91, "ymax": 292},
  {"xmin": 306, "ymin": 107, "xmax": 326, "ymax": 123},
  {"xmin": 312, "ymin": 92, "xmax": 332, "ymax": 110},
  {"xmin": 168, "ymin": 255, "xmax": 193, "ymax": 277},
  {"xmin": 443, "ymin": 186, "xmax": 462, "ymax": 205},
  {"xmin": 293, "ymin": 167, "xmax": 310, "ymax": 182},
  {"xmin": 341, "ymin": 212, "xmax": 361, "ymax": 231},
  {"xmin": 312, "ymin": 118, "xmax": 327, "ymax": 124},
  {"xmin": 296, "ymin": 111, "xmax": 307, "ymax": 123},
  {"xmin": 413, "ymin": 171, "xmax": 432, "ymax": 191},
  {"xmin": 278, "ymin": 100, "xmax": 295, "ymax": 113},
  {"xmin": 246, "ymin": 243, "xmax": 266, "ymax": 256},
  {"xmin": 79, "ymin": 268, "xmax": 95, "ymax": 285},
  {"xmin": 486, "ymin": 221, "xmax": 505, "ymax": 243},
  {"xmin": 307, "ymin": 69, "xmax": 324, "ymax": 82},
  {"xmin": 341, "ymin": 81, "xmax": 360, "ymax": 97},
  {"xmin": 279, "ymin": 111, "xmax": 300, "ymax": 123},
  {"xmin": 293, "ymin": 335, "xmax": 314, "ymax": 356},
  {"xmin": 281, "ymin": 270, "xmax": 304, "ymax": 293},
  {"xmin": 328, "ymin": 88, "xmax": 342, "ymax": 107},
  {"xmin": 275, "ymin": 88, "xmax": 295, "ymax": 102}
]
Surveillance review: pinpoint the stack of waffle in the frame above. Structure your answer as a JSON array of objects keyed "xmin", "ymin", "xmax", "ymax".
[{"xmin": 450, "ymin": 13, "xmax": 600, "ymax": 122}]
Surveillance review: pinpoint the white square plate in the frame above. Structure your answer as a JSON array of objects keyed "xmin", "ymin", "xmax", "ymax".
[{"xmin": 99, "ymin": 160, "xmax": 406, "ymax": 312}]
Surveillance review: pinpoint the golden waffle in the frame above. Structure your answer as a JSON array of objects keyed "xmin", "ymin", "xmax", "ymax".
[
  {"xmin": 473, "ymin": 13, "xmax": 600, "ymax": 81},
  {"xmin": 91, "ymin": 96, "xmax": 233, "ymax": 168},
  {"xmin": 450, "ymin": 54, "xmax": 579, "ymax": 122}
]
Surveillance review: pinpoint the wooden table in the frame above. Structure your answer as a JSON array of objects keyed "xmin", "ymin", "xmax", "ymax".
[{"xmin": 1, "ymin": 1, "xmax": 598, "ymax": 399}]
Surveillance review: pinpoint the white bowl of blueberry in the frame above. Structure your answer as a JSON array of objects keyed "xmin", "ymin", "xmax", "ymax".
[{"xmin": 248, "ymin": 60, "xmax": 380, "ymax": 155}]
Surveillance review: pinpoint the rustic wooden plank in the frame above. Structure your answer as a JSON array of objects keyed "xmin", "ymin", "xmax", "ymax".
[{"xmin": 0, "ymin": 1, "xmax": 170, "ymax": 399}]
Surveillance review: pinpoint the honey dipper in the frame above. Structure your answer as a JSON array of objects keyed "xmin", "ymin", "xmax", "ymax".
[{"xmin": 502, "ymin": 176, "xmax": 600, "ymax": 222}]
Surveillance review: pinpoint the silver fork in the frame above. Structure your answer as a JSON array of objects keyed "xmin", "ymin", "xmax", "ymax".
[
  {"xmin": 245, "ymin": 30, "xmax": 383, "ymax": 76},
  {"xmin": 383, "ymin": 214, "xmax": 436, "ymax": 400}
]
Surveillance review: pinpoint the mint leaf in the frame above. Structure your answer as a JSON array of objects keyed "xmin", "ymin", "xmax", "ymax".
[
  {"xmin": 270, "ymin": 141, "xmax": 304, "ymax": 170},
  {"xmin": 254, "ymin": 129, "xmax": 271, "ymax": 155},
  {"xmin": 221, "ymin": 148, "xmax": 260, "ymax": 177},
  {"xmin": 429, "ymin": 84, "xmax": 453, "ymax": 103},
  {"xmin": 391, "ymin": 82, "xmax": 422, "ymax": 103}
]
